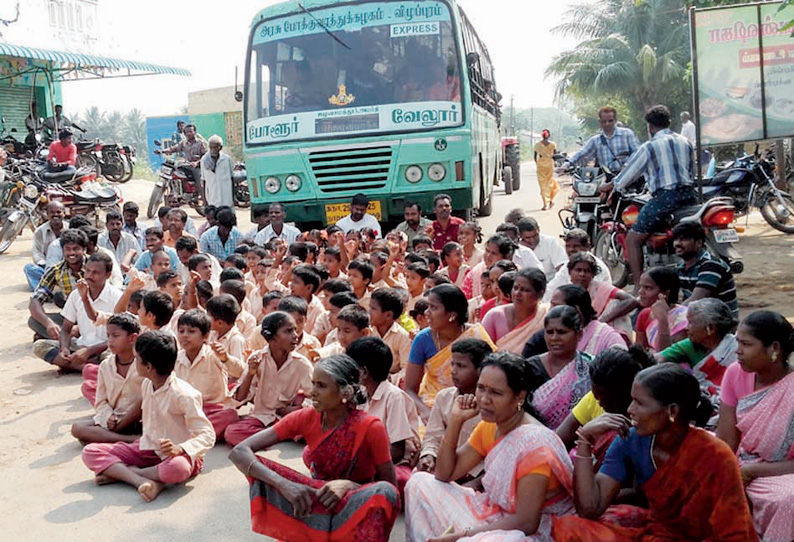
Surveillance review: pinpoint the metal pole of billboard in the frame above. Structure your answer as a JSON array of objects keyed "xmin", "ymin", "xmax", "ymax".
[
  {"xmin": 689, "ymin": 7, "xmax": 703, "ymax": 203},
  {"xmin": 757, "ymin": 4, "xmax": 769, "ymax": 142}
]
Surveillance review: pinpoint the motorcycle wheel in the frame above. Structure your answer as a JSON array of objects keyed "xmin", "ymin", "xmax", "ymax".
[
  {"xmin": 103, "ymin": 157, "xmax": 126, "ymax": 183},
  {"xmin": 147, "ymin": 186, "xmax": 164, "ymax": 219},
  {"xmin": 0, "ymin": 213, "xmax": 29, "ymax": 255},
  {"xmin": 118, "ymin": 155, "xmax": 134, "ymax": 183},
  {"xmin": 760, "ymin": 193, "xmax": 794, "ymax": 234},
  {"xmin": 76, "ymin": 153, "xmax": 99, "ymax": 175},
  {"xmin": 234, "ymin": 182, "xmax": 251, "ymax": 208},
  {"xmin": 593, "ymin": 229, "xmax": 630, "ymax": 288}
]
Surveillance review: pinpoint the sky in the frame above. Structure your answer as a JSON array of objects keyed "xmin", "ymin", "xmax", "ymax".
[{"xmin": 57, "ymin": 0, "xmax": 580, "ymax": 117}]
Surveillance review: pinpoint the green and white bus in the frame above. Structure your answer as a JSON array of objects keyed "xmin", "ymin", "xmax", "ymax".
[{"xmin": 243, "ymin": 0, "xmax": 505, "ymax": 226}]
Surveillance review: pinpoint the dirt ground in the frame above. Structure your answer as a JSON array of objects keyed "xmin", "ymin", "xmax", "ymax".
[{"xmin": 0, "ymin": 165, "xmax": 790, "ymax": 540}]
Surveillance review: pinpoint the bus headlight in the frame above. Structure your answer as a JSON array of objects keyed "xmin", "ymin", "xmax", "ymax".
[
  {"xmin": 285, "ymin": 174, "xmax": 302, "ymax": 192},
  {"xmin": 428, "ymin": 163, "xmax": 446, "ymax": 182},
  {"xmin": 264, "ymin": 176, "xmax": 281, "ymax": 194},
  {"xmin": 24, "ymin": 184, "xmax": 39, "ymax": 199},
  {"xmin": 405, "ymin": 165, "xmax": 423, "ymax": 183}
]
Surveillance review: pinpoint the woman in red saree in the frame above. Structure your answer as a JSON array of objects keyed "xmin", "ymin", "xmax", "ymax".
[
  {"xmin": 716, "ymin": 311, "xmax": 794, "ymax": 542},
  {"xmin": 552, "ymin": 363, "xmax": 758, "ymax": 542},
  {"xmin": 229, "ymin": 354, "xmax": 400, "ymax": 542},
  {"xmin": 482, "ymin": 268, "xmax": 549, "ymax": 354}
]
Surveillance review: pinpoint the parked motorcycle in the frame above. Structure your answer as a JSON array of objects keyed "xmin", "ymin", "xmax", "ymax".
[
  {"xmin": 703, "ymin": 149, "xmax": 794, "ymax": 234},
  {"xmin": 232, "ymin": 162, "xmax": 250, "ymax": 208},
  {"xmin": 148, "ymin": 140, "xmax": 204, "ymax": 218},
  {"xmin": 593, "ymin": 189, "xmax": 742, "ymax": 288},
  {"xmin": 119, "ymin": 144, "xmax": 136, "ymax": 183},
  {"xmin": 0, "ymin": 157, "xmax": 121, "ymax": 254},
  {"xmin": 558, "ymin": 164, "xmax": 611, "ymax": 241},
  {"xmin": 76, "ymin": 138, "xmax": 126, "ymax": 183}
]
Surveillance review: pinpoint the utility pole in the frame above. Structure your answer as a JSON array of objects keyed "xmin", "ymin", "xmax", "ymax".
[
  {"xmin": 509, "ymin": 95, "xmax": 515, "ymax": 137},
  {"xmin": 529, "ymin": 107, "xmax": 535, "ymax": 148}
]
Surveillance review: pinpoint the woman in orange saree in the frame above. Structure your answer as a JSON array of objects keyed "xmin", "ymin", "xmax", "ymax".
[
  {"xmin": 405, "ymin": 284, "xmax": 495, "ymax": 422},
  {"xmin": 482, "ymin": 268, "xmax": 548, "ymax": 354},
  {"xmin": 405, "ymin": 352, "xmax": 575, "ymax": 542},
  {"xmin": 552, "ymin": 363, "xmax": 757, "ymax": 542},
  {"xmin": 229, "ymin": 355, "xmax": 400, "ymax": 542}
]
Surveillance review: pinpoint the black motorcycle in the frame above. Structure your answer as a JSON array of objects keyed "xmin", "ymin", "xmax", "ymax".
[
  {"xmin": 558, "ymin": 164, "xmax": 611, "ymax": 242},
  {"xmin": 703, "ymin": 150, "xmax": 794, "ymax": 234},
  {"xmin": 232, "ymin": 162, "xmax": 250, "ymax": 208},
  {"xmin": 148, "ymin": 140, "xmax": 204, "ymax": 218}
]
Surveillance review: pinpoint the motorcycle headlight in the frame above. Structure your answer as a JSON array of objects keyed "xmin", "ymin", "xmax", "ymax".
[
  {"xmin": 405, "ymin": 165, "xmax": 423, "ymax": 183},
  {"xmin": 24, "ymin": 184, "xmax": 39, "ymax": 199},
  {"xmin": 285, "ymin": 174, "xmax": 302, "ymax": 192},
  {"xmin": 576, "ymin": 181, "xmax": 598, "ymax": 197},
  {"xmin": 427, "ymin": 163, "xmax": 446, "ymax": 182},
  {"xmin": 264, "ymin": 176, "xmax": 281, "ymax": 194}
]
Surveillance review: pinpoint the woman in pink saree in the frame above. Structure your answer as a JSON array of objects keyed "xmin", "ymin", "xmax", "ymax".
[
  {"xmin": 462, "ymin": 234, "xmax": 515, "ymax": 300},
  {"xmin": 529, "ymin": 306, "xmax": 593, "ymax": 430},
  {"xmin": 482, "ymin": 268, "xmax": 548, "ymax": 354},
  {"xmin": 634, "ymin": 267, "xmax": 688, "ymax": 353},
  {"xmin": 567, "ymin": 252, "xmax": 637, "ymax": 341},
  {"xmin": 716, "ymin": 310, "xmax": 794, "ymax": 542},
  {"xmin": 405, "ymin": 352, "xmax": 575, "ymax": 542}
]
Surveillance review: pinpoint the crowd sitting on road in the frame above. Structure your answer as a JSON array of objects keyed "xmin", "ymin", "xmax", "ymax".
[{"xmin": 17, "ymin": 135, "xmax": 794, "ymax": 542}]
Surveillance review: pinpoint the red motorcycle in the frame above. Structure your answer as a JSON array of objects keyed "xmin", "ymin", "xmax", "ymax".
[
  {"xmin": 593, "ymin": 190, "xmax": 742, "ymax": 287},
  {"xmin": 147, "ymin": 139, "xmax": 204, "ymax": 218}
]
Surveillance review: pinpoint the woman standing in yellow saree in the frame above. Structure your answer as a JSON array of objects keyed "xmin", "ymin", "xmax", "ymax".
[
  {"xmin": 534, "ymin": 130, "xmax": 559, "ymax": 211},
  {"xmin": 405, "ymin": 285, "xmax": 495, "ymax": 422}
]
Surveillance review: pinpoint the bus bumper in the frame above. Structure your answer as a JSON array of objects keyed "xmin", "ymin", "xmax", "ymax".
[{"xmin": 252, "ymin": 188, "xmax": 474, "ymax": 227}]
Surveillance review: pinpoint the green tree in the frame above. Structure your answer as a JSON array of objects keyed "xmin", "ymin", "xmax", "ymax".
[{"xmin": 546, "ymin": 0, "xmax": 750, "ymax": 131}]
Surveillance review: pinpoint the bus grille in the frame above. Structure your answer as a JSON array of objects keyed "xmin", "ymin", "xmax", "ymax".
[{"xmin": 309, "ymin": 146, "xmax": 392, "ymax": 193}]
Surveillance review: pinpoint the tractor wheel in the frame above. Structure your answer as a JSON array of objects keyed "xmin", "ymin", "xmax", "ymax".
[{"xmin": 505, "ymin": 144, "xmax": 521, "ymax": 190}]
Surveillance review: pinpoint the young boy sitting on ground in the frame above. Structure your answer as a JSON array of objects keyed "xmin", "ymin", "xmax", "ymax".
[
  {"xmin": 81, "ymin": 330, "xmax": 215, "ymax": 502},
  {"xmin": 346, "ymin": 336, "xmax": 420, "ymax": 498},
  {"xmin": 321, "ymin": 291, "xmax": 360, "ymax": 347},
  {"xmin": 417, "ymin": 338, "xmax": 492, "ymax": 480},
  {"xmin": 313, "ymin": 278, "xmax": 353, "ymax": 343},
  {"xmin": 175, "ymin": 309, "xmax": 244, "ymax": 440},
  {"xmin": 347, "ymin": 259, "xmax": 374, "ymax": 309},
  {"xmin": 276, "ymin": 296, "xmax": 322, "ymax": 358},
  {"xmin": 311, "ymin": 303, "xmax": 371, "ymax": 361},
  {"xmin": 73, "ymin": 313, "xmax": 143, "ymax": 444},
  {"xmin": 224, "ymin": 311, "xmax": 313, "ymax": 446},
  {"xmin": 289, "ymin": 265, "xmax": 326, "ymax": 337},
  {"xmin": 206, "ymin": 294, "xmax": 246, "ymax": 368},
  {"xmin": 369, "ymin": 288, "xmax": 412, "ymax": 385},
  {"xmin": 219, "ymin": 279, "xmax": 258, "ymax": 346},
  {"xmin": 405, "ymin": 262, "xmax": 430, "ymax": 311},
  {"xmin": 139, "ymin": 291, "xmax": 175, "ymax": 334}
]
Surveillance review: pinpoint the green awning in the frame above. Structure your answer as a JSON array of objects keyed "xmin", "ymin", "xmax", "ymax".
[{"xmin": 0, "ymin": 42, "xmax": 191, "ymax": 80}]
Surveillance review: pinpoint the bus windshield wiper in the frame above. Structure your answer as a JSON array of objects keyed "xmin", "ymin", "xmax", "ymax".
[{"xmin": 298, "ymin": 2, "xmax": 351, "ymax": 49}]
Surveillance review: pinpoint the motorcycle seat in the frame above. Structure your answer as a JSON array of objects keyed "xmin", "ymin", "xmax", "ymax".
[
  {"xmin": 672, "ymin": 204, "xmax": 702, "ymax": 224},
  {"xmin": 73, "ymin": 186, "xmax": 118, "ymax": 203},
  {"xmin": 76, "ymin": 140, "xmax": 97, "ymax": 152},
  {"xmin": 38, "ymin": 169, "xmax": 75, "ymax": 183}
]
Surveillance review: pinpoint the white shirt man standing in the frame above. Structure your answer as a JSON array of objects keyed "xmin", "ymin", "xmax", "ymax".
[
  {"xmin": 334, "ymin": 193, "xmax": 382, "ymax": 237},
  {"xmin": 680, "ymin": 111, "xmax": 697, "ymax": 144}
]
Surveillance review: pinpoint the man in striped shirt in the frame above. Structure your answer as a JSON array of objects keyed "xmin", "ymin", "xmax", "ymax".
[
  {"xmin": 569, "ymin": 106, "xmax": 641, "ymax": 174},
  {"xmin": 605, "ymin": 104, "xmax": 698, "ymax": 290}
]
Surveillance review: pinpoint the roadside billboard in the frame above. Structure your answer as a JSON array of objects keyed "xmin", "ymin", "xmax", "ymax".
[{"xmin": 691, "ymin": 2, "xmax": 794, "ymax": 145}]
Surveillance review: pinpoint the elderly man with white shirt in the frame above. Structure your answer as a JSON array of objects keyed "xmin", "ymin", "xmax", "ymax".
[
  {"xmin": 254, "ymin": 202, "xmax": 302, "ymax": 246},
  {"xmin": 543, "ymin": 228, "xmax": 612, "ymax": 302},
  {"xmin": 32, "ymin": 252, "xmax": 121, "ymax": 372},
  {"xmin": 517, "ymin": 216, "xmax": 568, "ymax": 281}
]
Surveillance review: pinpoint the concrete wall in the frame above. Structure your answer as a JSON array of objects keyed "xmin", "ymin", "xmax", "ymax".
[{"xmin": 188, "ymin": 86, "xmax": 242, "ymax": 116}]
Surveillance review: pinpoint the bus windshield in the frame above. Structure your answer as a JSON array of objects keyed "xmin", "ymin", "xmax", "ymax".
[{"xmin": 246, "ymin": 0, "xmax": 462, "ymax": 145}]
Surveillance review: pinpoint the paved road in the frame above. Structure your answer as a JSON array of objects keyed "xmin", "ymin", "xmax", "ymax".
[{"xmin": 0, "ymin": 162, "xmax": 567, "ymax": 542}]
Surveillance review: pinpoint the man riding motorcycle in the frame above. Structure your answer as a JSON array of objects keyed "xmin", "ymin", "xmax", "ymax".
[
  {"xmin": 153, "ymin": 123, "xmax": 207, "ymax": 199},
  {"xmin": 599, "ymin": 104, "xmax": 698, "ymax": 292},
  {"xmin": 567, "ymin": 106, "xmax": 641, "ymax": 176}
]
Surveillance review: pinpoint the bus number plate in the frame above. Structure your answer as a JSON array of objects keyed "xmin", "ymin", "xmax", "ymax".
[{"xmin": 325, "ymin": 201, "xmax": 382, "ymax": 224}]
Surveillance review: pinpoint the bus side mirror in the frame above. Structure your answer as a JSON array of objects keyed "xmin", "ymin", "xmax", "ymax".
[
  {"xmin": 466, "ymin": 52, "xmax": 479, "ymax": 67},
  {"xmin": 234, "ymin": 90, "xmax": 244, "ymax": 102}
]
